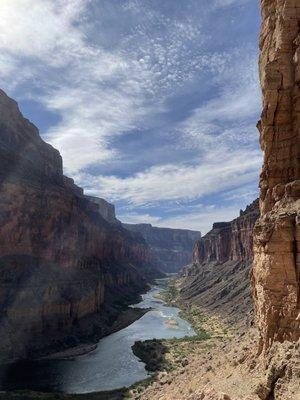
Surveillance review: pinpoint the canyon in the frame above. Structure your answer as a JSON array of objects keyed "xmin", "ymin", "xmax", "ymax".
[
  {"xmin": 180, "ymin": 0, "xmax": 300, "ymax": 357},
  {"xmin": 1, "ymin": 1, "xmax": 300, "ymax": 399},
  {"xmin": 123, "ymin": 223, "xmax": 201, "ymax": 273},
  {"xmin": 85, "ymin": 197, "xmax": 200, "ymax": 274},
  {"xmin": 133, "ymin": 1, "xmax": 300, "ymax": 399},
  {"xmin": 0, "ymin": 89, "xmax": 160, "ymax": 362}
]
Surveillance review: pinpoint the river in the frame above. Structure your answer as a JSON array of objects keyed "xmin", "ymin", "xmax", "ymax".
[{"xmin": 0, "ymin": 279, "xmax": 195, "ymax": 394}]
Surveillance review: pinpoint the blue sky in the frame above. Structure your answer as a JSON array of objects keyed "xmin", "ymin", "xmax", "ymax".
[{"xmin": 0, "ymin": 0, "xmax": 261, "ymax": 234}]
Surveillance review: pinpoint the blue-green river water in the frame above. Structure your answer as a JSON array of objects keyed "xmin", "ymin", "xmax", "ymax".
[{"xmin": 0, "ymin": 280, "xmax": 195, "ymax": 394}]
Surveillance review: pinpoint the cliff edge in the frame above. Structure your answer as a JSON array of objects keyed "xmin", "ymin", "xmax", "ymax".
[{"xmin": 252, "ymin": 0, "xmax": 300, "ymax": 353}]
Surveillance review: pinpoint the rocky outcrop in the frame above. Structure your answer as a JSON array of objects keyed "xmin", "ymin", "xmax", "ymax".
[
  {"xmin": 193, "ymin": 200, "xmax": 259, "ymax": 265},
  {"xmin": 123, "ymin": 223, "xmax": 201, "ymax": 273},
  {"xmin": 0, "ymin": 89, "xmax": 156, "ymax": 361},
  {"xmin": 252, "ymin": 0, "xmax": 300, "ymax": 352}
]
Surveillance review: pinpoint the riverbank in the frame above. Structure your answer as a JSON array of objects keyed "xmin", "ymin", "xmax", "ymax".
[
  {"xmin": 39, "ymin": 307, "xmax": 149, "ymax": 360},
  {"xmin": 0, "ymin": 279, "xmax": 205, "ymax": 398},
  {"xmin": 127, "ymin": 277, "xmax": 236, "ymax": 399},
  {"xmin": 0, "ymin": 280, "xmax": 197, "ymax": 396},
  {"xmin": 126, "ymin": 277, "xmax": 300, "ymax": 400},
  {"xmin": 131, "ymin": 304, "xmax": 232, "ymax": 375}
]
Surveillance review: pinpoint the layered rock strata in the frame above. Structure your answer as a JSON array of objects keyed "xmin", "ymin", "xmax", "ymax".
[
  {"xmin": 193, "ymin": 200, "xmax": 259, "ymax": 265},
  {"xmin": 252, "ymin": 0, "xmax": 300, "ymax": 351},
  {"xmin": 180, "ymin": 200, "xmax": 259, "ymax": 324},
  {"xmin": 123, "ymin": 223, "xmax": 201, "ymax": 273},
  {"xmin": 0, "ymin": 89, "xmax": 155, "ymax": 361},
  {"xmin": 86, "ymin": 195, "xmax": 121, "ymax": 225}
]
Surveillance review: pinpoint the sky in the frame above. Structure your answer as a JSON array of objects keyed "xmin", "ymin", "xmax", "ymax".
[{"xmin": 0, "ymin": 0, "xmax": 261, "ymax": 234}]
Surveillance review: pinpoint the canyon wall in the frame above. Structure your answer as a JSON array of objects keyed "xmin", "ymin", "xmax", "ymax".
[
  {"xmin": 252, "ymin": 0, "xmax": 300, "ymax": 351},
  {"xmin": 123, "ymin": 223, "xmax": 201, "ymax": 272},
  {"xmin": 193, "ymin": 199, "xmax": 259, "ymax": 265},
  {"xmin": 0, "ymin": 89, "xmax": 156, "ymax": 361},
  {"xmin": 180, "ymin": 200, "xmax": 259, "ymax": 324},
  {"xmin": 86, "ymin": 195, "xmax": 121, "ymax": 225}
]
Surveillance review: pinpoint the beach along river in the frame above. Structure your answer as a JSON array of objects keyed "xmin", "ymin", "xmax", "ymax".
[{"xmin": 0, "ymin": 279, "xmax": 195, "ymax": 394}]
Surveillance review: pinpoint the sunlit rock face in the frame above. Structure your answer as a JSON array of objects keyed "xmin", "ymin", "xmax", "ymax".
[
  {"xmin": 0, "ymin": 89, "xmax": 155, "ymax": 361},
  {"xmin": 193, "ymin": 200, "xmax": 259, "ymax": 265},
  {"xmin": 180, "ymin": 200, "xmax": 259, "ymax": 326},
  {"xmin": 252, "ymin": 0, "xmax": 300, "ymax": 352}
]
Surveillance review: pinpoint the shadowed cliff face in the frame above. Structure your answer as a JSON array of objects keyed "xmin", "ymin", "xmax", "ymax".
[
  {"xmin": 86, "ymin": 196, "xmax": 121, "ymax": 225},
  {"xmin": 180, "ymin": 200, "xmax": 259, "ymax": 325},
  {"xmin": 123, "ymin": 224, "xmax": 201, "ymax": 273},
  {"xmin": 0, "ymin": 89, "xmax": 156, "ymax": 361},
  {"xmin": 252, "ymin": 0, "xmax": 300, "ymax": 352}
]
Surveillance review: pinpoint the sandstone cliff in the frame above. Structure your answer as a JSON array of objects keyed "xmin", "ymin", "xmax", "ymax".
[
  {"xmin": 180, "ymin": 200, "xmax": 259, "ymax": 324},
  {"xmin": 193, "ymin": 199, "xmax": 259, "ymax": 265},
  {"xmin": 252, "ymin": 0, "xmax": 300, "ymax": 352},
  {"xmin": 0, "ymin": 89, "xmax": 156, "ymax": 361},
  {"xmin": 123, "ymin": 223, "xmax": 201, "ymax": 273}
]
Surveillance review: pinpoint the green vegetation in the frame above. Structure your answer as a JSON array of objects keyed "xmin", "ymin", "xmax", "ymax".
[
  {"xmin": 130, "ymin": 278, "xmax": 216, "ymax": 381},
  {"xmin": 162, "ymin": 278, "xmax": 178, "ymax": 304}
]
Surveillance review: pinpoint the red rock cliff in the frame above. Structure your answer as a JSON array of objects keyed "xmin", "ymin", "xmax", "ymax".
[
  {"xmin": 0, "ymin": 89, "xmax": 155, "ymax": 361},
  {"xmin": 179, "ymin": 201, "xmax": 259, "ymax": 326},
  {"xmin": 252, "ymin": 0, "xmax": 300, "ymax": 352},
  {"xmin": 193, "ymin": 200, "xmax": 259, "ymax": 265}
]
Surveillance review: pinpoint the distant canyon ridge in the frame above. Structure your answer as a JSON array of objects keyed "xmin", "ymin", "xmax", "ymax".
[{"xmin": 87, "ymin": 196, "xmax": 201, "ymax": 273}]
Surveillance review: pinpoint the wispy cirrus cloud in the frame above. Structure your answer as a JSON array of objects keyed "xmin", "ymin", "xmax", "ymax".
[
  {"xmin": 213, "ymin": 0, "xmax": 251, "ymax": 8},
  {"xmin": 0, "ymin": 0, "xmax": 261, "ymax": 231},
  {"xmin": 119, "ymin": 203, "xmax": 246, "ymax": 235},
  {"xmin": 80, "ymin": 148, "xmax": 261, "ymax": 206}
]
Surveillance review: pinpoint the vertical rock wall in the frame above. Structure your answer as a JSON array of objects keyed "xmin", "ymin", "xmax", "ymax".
[
  {"xmin": 193, "ymin": 200, "xmax": 259, "ymax": 265},
  {"xmin": 0, "ymin": 89, "xmax": 155, "ymax": 361},
  {"xmin": 252, "ymin": 0, "xmax": 300, "ymax": 352}
]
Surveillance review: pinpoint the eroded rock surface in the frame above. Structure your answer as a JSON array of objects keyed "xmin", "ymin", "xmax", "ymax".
[
  {"xmin": 86, "ymin": 195, "xmax": 121, "ymax": 225},
  {"xmin": 180, "ymin": 200, "xmax": 259, "ymax": 324},
  {"xmin": 193, "ymin": 200, "xmax": 259, "ymax": 265},
  {"xmin": 123, "ymin": 223, "xmax": 201, "ymax": 273},
  {"xmin": 252, "ymin": 0, "xmax": 300, "ymax": 351},
  {"xmin": 0, "ymin": 89, "xmax": 156, "ymax": 361}
]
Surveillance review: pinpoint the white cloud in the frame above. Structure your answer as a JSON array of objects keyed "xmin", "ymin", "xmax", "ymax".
[
  {"xmin": 78, "ymin": 50, "xmax": 261, "ymax": 208},
  {"xmin": 0, "ymin": 0, "xmax": 87, "ymax": 64},
  {"xmin": 119, "ymin": 203, "xmax": 243, "ymax": 234},
  {"xmin": 82, "ymin": 146, "xmax": 261, "ymax": 206},
  {"xmin": 118, "ymin": 212, "xmax": 161, "ymax": 225},
  {"xmin": 0, "ymin": 0, "xmax": 164, "ymax": 174},
  {"xmin": 1, "ymin": 0, "xmax": 230, "ymax": 176},
  {"xmin": 0, "ymin": 0, "xmax": 261, "ymax": 232}
]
